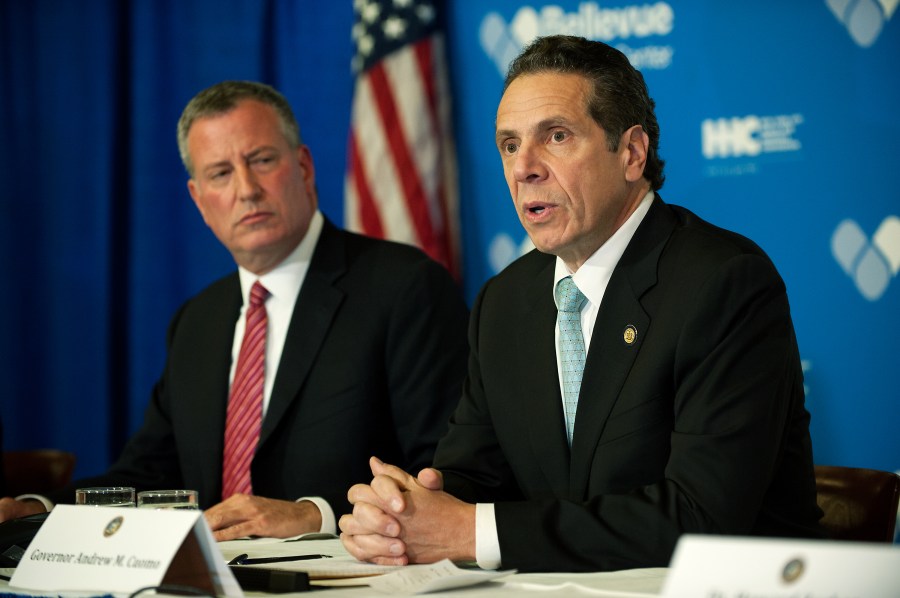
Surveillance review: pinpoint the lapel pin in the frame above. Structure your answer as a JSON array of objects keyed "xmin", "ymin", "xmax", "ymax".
[{"xmin": 623, "ymin": 324, "xmax": 637, "ymax": 345}]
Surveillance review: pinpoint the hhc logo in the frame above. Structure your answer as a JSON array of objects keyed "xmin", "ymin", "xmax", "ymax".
[
  {"xmin": 826, "ymin": 0, "xmax": 898, "ymax": 47},
  {"xmin": 832, "ymin": 215, "xmax": 900, "ymax": 300},
  {"xmin": 702, "ymin": 114, "xmax": 803, "ymax": 159},
  {"xmin": 702, "ymin": 116, "xmax": 762, "ymax": 158}
]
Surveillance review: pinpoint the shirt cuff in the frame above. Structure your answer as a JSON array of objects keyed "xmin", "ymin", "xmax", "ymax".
[
  {"xmin": 16, "ymin": 494, "xmax": 54, "ymax": 512},
  {"xmin": 297, "ymin": 496, "xmax": 336, "ymax": 535},
  {"xmin": 475, "ymin": 503, "xmax": 502, "ymax": 570}
]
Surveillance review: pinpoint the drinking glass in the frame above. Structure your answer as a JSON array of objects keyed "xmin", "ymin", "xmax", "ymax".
[
  {"xmin": 75, "ymin": 486, "xmax": 135, "ymax": 507},
  {"xmin": 136, "ymin": 489, "xmax": 199, "ymax": 510}
]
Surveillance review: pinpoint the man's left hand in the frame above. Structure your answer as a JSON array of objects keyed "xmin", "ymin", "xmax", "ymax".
[
  {"xmin": 340, "ymin": 457, "xmax": 477, "ymax": 564},
  {"xmin": 204, "ymin": 495, "xmax": 322, "ymax": 541}
]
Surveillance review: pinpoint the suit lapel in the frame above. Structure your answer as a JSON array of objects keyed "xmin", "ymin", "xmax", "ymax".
[
  {"xmin": 569, "ymin": 199, "xmax": 676, "ymax": 497},
  {"xmin": 522, "ymin": 257, "xmax": 572, "ymax": 495},
  {"xmin": 184, "ymin": 276, "xmax": 241, "ymax": 501},
  {"xmin": 259, "ymin": 220, "xmax": 346, "ymax": 446}
]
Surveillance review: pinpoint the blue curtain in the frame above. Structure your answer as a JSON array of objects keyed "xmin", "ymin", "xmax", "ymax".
[{"xmin": 0, "ymin": 0, "xmax": 354, "ymax": 478}]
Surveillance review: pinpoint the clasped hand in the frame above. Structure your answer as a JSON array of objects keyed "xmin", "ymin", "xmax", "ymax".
[{"xmin": 339, "ymin": 456, "xmax": 476, "ymax": 566}]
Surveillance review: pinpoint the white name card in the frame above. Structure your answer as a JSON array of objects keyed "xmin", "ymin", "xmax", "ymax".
[
  {"xmin": 662, "ymin": 534, "xmax": 900, "ymax": 598},
  {"xmin": 10, "ymin": 504, "xmax": 242, "ymax": 596}
]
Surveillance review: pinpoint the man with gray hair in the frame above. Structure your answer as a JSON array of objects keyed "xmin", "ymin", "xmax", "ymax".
[
  {"xmin": 340, "ymin": 35, "xmax": 822, "ymax": 571},
  {"xmin": 0, "ymin": 81, "xmax": 468, "ymax": 540}
]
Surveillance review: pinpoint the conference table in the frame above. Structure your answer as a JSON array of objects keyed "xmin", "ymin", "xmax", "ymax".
[
  {"xmin": 218, "ymin": 536, "xmax": 668, "ymax": 597},
  {"xmin": 1, "ymin": 536, "xmax": 669, "ymax": 597}
]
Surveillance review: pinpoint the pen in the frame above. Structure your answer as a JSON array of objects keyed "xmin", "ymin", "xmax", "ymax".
[{"xmin": 228, "ymin": 553, "xmax": 332, "ymax": 565}]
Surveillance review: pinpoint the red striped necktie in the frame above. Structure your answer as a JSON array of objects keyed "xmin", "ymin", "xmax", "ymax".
[{"xmin": 222, "ymin": 281, "xmax": 269, "ymax": 500}]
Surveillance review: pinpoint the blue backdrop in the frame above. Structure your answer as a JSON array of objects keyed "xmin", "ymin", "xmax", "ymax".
[{"xmin": 1, "ymin": 1, "xmax": 897, "ymax": 488}]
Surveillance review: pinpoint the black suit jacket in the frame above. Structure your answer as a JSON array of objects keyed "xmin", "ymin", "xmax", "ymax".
[
  {"xmin": 434, "ymin": 198, "xmax": 822, "ymax": 572},
  {"xmin": 59, "ymin": 219, "xmax": 468, "ymax": 513}
]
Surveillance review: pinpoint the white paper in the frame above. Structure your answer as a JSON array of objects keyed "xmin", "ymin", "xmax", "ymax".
[
  {"xmin": 219, "ymin": 536, "xmax": 401, "ymax": 579},
  {"xmin": 503, "ymin": 568, "xmax": 667, "ymax": 596},
  {"xmin": 367, "ymin": 559, "xmax": 515, "ymax": 595}
]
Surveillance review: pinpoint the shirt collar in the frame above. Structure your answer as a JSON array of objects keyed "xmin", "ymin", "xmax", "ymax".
[
  {"xmin": 553, "ymin": 190, "xmax": 655, "ymax": 307},
  {"xmin": 237, "ymin": 209, "xmax": 324, "ymax": 305}
]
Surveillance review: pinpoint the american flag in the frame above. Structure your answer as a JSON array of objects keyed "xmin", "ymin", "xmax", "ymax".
[{"xmin": 345, "ymin": 0, "xmax": 461, "ymax": 279}]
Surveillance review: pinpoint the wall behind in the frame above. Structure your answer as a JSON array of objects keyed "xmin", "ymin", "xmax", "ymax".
[
  {"xmin": 1, "ymin": 1, "xmax": 896, "ymax": 482},
  {"xmin": 444, "ymin": 1, "xmax": 900, "ymax": 474}
]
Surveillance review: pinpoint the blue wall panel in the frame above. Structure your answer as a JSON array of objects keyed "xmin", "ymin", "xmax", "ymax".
[{"xmin": 1, "ymin": 1, "xmax": 896, "ymax": 484}]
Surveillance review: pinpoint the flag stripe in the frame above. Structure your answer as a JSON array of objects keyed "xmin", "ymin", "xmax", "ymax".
[
  {"xmin": 414, "ymin": 36, "xmax": 458, "ymax": 274},
  {"xmin": 368, "ymin": 60, "xmax": 438, "ymax": 254},
  {"xmin": 351, "ymin": 74, "xmax": 416, "ymax": 244},
  {"xmin": 347, "ymin": 129, "xmax": 385, "ymax": 238},
  {"xmin": 345, "ymin": 0, "xmax": 461, "ymax": 279},
  {"xmin": 386, "ymin": 44, "xmax": 441, "ymax": 229}
]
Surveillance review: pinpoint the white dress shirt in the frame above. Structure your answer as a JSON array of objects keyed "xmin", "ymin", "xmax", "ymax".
[
  {"xmin": 474, "ymin": 191, "xmax": 655, "ymax": 569},
  {"xmin": 232, "ymin": 210, "xmax": 335, "ymax": 534},
  {"xmin": 232, "ymin": 210, "xmax": 322, "ymax": 416}
]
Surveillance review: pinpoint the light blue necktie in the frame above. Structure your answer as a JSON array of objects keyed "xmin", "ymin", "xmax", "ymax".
[{"xmin": 556, "ymin": 276, "xmax": 587, "ymax": 446}]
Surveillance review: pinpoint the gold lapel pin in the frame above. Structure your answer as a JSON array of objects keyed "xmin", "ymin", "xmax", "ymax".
[{"xmin": 623, "ymin": 324, "xmax": 637, "ymax": 345}]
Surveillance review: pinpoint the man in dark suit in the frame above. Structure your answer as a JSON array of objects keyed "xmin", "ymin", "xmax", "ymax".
[
  {"xmin": 339, "ymin": 35, "xmax": 822, "ymax": 571},
  {"xmin": 0, "ymin": 81, "xmax": 468, "ymax": 540}
]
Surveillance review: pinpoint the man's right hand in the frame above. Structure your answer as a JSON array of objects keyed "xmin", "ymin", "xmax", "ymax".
[
  {"xmin": 0, "ymin": 497, "xmax": 48, "ymax": 522},
  {"xmin": 340, "ymin": 457, "xmax": 476, "ymax": 566}
]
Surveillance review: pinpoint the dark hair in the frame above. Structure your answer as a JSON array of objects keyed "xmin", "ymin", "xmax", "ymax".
[
  {"xmin": 176, "ymin": 80, "xmax": 301, "ymax": 176},
  {"xmin": 504, "ymin": 35, "xmax": 665, "ymax": 190}
]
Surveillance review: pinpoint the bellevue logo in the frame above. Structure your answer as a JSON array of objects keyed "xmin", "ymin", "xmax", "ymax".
[
  {"xmin": 826, "ymin": 0, "xmax": 898, "ymax": 47},
  {"xmin": 481, "ymin": 3, "xmax": 676, "ymax": 274},
  {"xmin": 832, "ymin": 215, "xmax": 900, "ymax": 300},
  {"xmin": 480, "ymin": 2, "xmax": 675, "ymax": 79}
]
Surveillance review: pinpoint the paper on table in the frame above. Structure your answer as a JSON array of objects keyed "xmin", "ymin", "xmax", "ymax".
[
  {"xmin": 218, "ymin": 531, "xmax": 339, "ymax": 545},
  {"xmin": 245, "ymin": 557, "xmax": 403, "ymax": 579},
  {"xmin": 367, "ymin": 559, "xmax": 516, "ymax": 595},
  {"xmin": 219, "ymin": 537, "xmax": 402, "ymax": 579},
  {"xmin": 218, "ymin": 537, "xmax": 346, "ymax": 561},
  {"xmin": 502, "ymin": 568, "xmax": 668, "ymax": 597}
]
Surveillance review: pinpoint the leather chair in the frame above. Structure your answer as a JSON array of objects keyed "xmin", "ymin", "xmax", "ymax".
[
  {"xmin": 815, "ymin": 464, "xmax": 900, "ymax": 543},
  {"xmin": 2, "ymin": 450, "xmax": 76, "ymax": 497}
]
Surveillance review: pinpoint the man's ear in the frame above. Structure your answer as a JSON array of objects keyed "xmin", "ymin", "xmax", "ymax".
[
  {"xmin": 296, "ymin": 145, "xmax": 315, "ymax": 185},
  {"xmin": 622, "ymin": 125, "xmax": 649, "ymax": 183},
  {"xmin": 187, "ymin": 178, "xmax": 210, "ymax": 226}
]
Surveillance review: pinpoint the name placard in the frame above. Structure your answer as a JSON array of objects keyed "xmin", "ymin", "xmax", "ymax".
[
  {"xmin": 10, "ymin": 504, "xmax": 242, "ymax": 596},
  {"xmin": 662, "ymin": 534, "xmax": 900, "ymax": 598}
]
